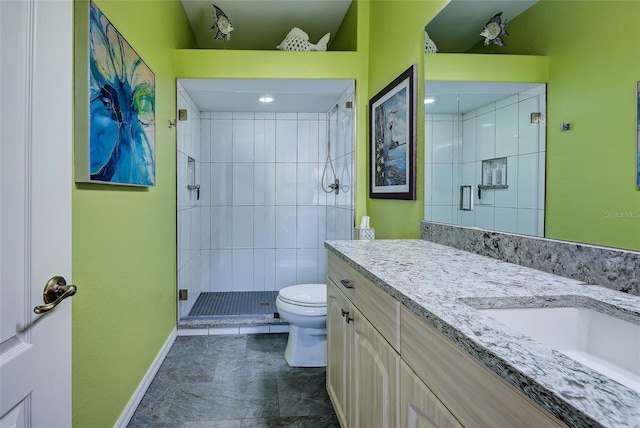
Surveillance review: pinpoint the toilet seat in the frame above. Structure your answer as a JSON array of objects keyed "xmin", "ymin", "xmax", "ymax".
[{"xmin": 278, "ymin": 283, "xmax": 326, "ymax": 307}]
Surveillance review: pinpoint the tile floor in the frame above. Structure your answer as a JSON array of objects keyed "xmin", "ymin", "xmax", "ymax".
[{"xmin": 128, "ymin": 333, "xmax": 339, "ymax": 428}]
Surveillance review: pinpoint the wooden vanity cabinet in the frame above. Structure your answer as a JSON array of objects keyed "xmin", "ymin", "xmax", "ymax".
[
  {"xmin": 400, "ymin": 360, "xmax": 462, "ymax": 428},
  {"xmin": 326, "ymin": 278, "xmax": 351, "ymax": 427},
  {"xmin": 351, "ymin": 305, "xmax": 400, "ymax": 427},
  {"xmin": 401, "ymin": 307, "xmax": 566, "ymax": 428},
  {"xmin": 327, "ymin": 252, "xmax": 566, "ymax": 428},
  {"xmin": 327, "ymin": 253, "xmax": 400, "ymax": 428}
]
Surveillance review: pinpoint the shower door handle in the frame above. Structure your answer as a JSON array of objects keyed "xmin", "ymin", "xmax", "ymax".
[{"xmin": 187, "ymin": 184, "xmax": 200, "ymax": 200}]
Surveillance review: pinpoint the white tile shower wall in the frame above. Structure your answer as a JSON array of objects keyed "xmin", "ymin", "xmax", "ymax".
[
  {"xmin": 424, "ymin": 114, "xmax": 459, "ymax": 224},
  {"xmin": 424, "ymin": 86, "xmax": 546, "ymax": 237},
  {"xmin": 199, "ymin": 93, "xmax": 354, "ymax": 292},
  {"xmin": 177, "ymin": 83, "xmax": 203, "ymax": 318}
]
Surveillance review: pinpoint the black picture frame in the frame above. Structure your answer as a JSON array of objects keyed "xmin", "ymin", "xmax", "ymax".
[{"xmin": 369, "ymin": 64, "xmax": 417, "ymax": 200}]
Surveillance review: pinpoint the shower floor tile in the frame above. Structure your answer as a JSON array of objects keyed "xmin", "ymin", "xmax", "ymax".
[
  {"xmin": 127, "ymin": 334, "xmax": 338, "ymax": 428},
  {"xmin": 188, "ymin": 291, "xmax": 279, "ymax": 317}
]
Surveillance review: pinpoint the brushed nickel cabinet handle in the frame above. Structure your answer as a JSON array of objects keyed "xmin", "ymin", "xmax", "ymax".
[{"xmin": 340, "ymin": 279, "xmax": 355, "ymax": 289}]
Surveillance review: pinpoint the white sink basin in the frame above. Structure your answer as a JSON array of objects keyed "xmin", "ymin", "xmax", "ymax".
[{"xmin": 478, "ymin": 306, "xmax": 640, "ymax": 393}]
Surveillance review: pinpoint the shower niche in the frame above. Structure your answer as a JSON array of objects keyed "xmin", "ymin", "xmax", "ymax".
[{"xmin": 176, "ymin": 78, "xmax": 356, "ymax": 324}]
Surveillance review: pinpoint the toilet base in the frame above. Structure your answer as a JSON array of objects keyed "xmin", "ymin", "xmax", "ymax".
[{"xmin": 284, "ymin": 325, "xmax": 326, "ymax": 367}]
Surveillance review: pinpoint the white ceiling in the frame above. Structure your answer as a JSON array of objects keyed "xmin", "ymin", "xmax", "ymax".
[
  {"xmin": 179, "ymin": 78, "xmax": 354, "ymax": 112},
  {"xmin": 424, "ymin": 82, "xmax": 544, "ymax": 114},
  {"xmin": 180, "ymin": 0, "xmax": 352, "ymax": 50},
  {"xmin": 426, "ymin": 0, "xmax": 539, "ymax": 52}
]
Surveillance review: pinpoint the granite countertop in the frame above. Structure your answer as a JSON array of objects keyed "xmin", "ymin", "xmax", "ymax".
[{"xmin": 325, "ymin": 239, "xmax": 640, "ymax": 428}]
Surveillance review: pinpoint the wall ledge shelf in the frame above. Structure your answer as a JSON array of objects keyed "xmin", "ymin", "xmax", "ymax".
[{"xmin": 424, "ymin": 53, "xmax": 548, "ymax": 83}]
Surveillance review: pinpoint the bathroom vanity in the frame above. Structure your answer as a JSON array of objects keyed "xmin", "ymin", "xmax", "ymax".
[{"xmin": 325, "ymin": 239, "xmax": 640, "ymax": 428}]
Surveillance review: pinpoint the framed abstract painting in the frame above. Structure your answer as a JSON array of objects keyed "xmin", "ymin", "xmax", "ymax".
[
  {"xmin": 75, "ymin": 1, "xmax": 155, "ymax": 186},
  {"xmin": 369, "ymin": 64, "xmax": 417, "ymax": 200}
]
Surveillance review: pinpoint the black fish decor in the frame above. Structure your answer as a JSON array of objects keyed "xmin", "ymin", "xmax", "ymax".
[
  {"xmin": 480, "ymin": 12, "xmax": 510, "ymax": 47},
  {"xmin": 211, "ymin": 4, "xmax": 233, "ymax": 47}
]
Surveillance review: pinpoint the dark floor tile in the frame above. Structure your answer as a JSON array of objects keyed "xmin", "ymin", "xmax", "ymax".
[
  {"xmin": 214, "ymin": 348, "xmax": 287, "ymax": 381},
  {"xmin": 128, "ymin": 382, "xmax": 181, "ymax": 427},
  {"xmin": 129, "ymin": 334, "xmax": 336, "ymax": 427},
  {"xmin": 128, "ymin": 422, "xmax": 176, "ymax": 428},
  {"xmin": 276, "ymin": 366, "xmax": 327, "ymax": 381},
  {"xmin": 277, "ymin": 376, "xmax": 335, "ymax": 418},
  {"xmin": 246, "ymin": 333, "xmax": 288, "ymax": 353},
  {"xmin": 182, "ymin": 420, "xmax": 242, "ymax": 428},
  {"xmin": 153, "ymin": 352, "xmax": 218, "ymax": 383},
  {"xmin": 240, "ymin": 415, "xmax": 340, "ymax": 428},
  {"xmin": 214, "ymin": 347, "xmax": 325, "ymax": 382},
  {"xmin": 170, "ymin": 335, "xmax": 247, "ymax": 357},
  {"xmin": 131, "ymin": 378, "xmax": 279, "ymax": 424}
]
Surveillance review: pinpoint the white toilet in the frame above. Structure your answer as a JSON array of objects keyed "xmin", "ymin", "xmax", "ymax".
[{"xmin": 275, "ymin": 283, "xmax": 327, "ymax": 367}]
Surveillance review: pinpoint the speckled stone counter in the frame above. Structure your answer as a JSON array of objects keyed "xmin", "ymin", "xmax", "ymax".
[
  {"xmin": 420, "ymin": 221, "xmax": 640, "ymax": 295},
  {"xmin": 325, "ymin": 239, "xmax": 640, "ymax": 428}
]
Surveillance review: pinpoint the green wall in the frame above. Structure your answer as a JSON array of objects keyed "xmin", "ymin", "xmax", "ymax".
[
  {"xmin": 366, "ymin": 0, "xmax": 447, "ymax": 238},
  {"xmin": 331, "ymin": 0, "xmax": 358, "ymax": 51},
  {"xmin": 71, "ymin": 1, "xmax": 196, "ymax": 427},
  {"xmin": 493, "ymin": 0, "xmax": 640, "ymax": 251}
]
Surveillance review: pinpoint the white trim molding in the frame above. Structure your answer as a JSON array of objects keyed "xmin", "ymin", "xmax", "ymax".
[{"xmin": 115, "ymin": 327, "xmax": 177, "ymax": 428}]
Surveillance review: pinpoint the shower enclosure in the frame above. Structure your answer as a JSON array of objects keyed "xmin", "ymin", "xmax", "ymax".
[{"xmin": 176, "ymin": 79, "xmax": 355, "ymax": 323}]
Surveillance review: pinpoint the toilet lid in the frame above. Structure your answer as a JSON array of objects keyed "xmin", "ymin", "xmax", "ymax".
[{"xmin": 278, "ymin": 284, "xmax": 326, "ymax": 307}]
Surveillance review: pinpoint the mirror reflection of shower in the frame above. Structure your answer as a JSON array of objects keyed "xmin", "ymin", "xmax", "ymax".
[
  {"xmin": 424, "ymin": 81, "xmax": 546, "ymax": 237},
  {"xmin": 175, "ymin": 79, "xmax": 356, "ymax": 326}
]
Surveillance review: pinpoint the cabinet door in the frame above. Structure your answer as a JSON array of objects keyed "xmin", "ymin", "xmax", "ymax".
[
  {"xmin": 351, "ymin": 307, "xmax": 399, "ymax": 428},
  {"xmin": 327, "ymin": 279, "xmax": 351, "ymax": 427},
  {"xmin": 400, "ymin": 361, "xmax": 463, "ymax": 428}
]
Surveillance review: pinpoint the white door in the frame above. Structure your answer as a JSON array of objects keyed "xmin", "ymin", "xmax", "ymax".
[{"xmin": 0, "ymin": 0, "xmax": 73, "ymax": 427}]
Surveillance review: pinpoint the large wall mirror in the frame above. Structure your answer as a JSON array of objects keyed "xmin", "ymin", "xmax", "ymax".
[{"xmin": 424, "ymin": 81, "xmax": 547, "ymax": 237}]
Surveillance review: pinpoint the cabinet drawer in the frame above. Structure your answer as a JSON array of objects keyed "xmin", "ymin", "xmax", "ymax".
[
  {"xmin": 401, "ymin": 307, "xmax": 566, "ymax": 428},
  {"xmin": 328, "ymin": 252, "xmax": 400, "ymax": 352}
]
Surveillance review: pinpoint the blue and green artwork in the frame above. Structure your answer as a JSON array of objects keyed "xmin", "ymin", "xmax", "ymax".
[
  {"xmin": 89, "ymin": 1, "xmax": 155, "ymax": 186},
  {"xmin": 637, "ymin": 81, "xmax": 639, "ymax": 186}
]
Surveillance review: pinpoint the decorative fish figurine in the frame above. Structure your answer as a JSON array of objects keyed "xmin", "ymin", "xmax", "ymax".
[
  {"xmin": 480, "ymin": 12, "xmax": 510, "ymax": 47},
  {"xmin": 424, "ymin": 31, "xmax": 437, "ymax": 53},
  {"xmin": 211, "ymin": 4, "xmax": 233, "ymax": 44},
  {"xmin": 276, "ymin": 27, "xmax": 330, "ymax": 51}
]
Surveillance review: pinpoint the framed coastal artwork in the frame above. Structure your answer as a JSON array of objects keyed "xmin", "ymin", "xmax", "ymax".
[
  {"xmin": 74, "ymin": 1, "xmax": 156, "ymax": 186},
  {"xmin": 369, "ymin": 64, "xmax": 417, "ymax": 200},
  {"xmin": 637, "ymin": 81, "xmax": 639, "ymax": 186}
]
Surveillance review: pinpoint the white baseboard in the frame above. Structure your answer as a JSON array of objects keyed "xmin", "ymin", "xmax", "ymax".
[{"xmin": 114, "ymin": 326, "xmax": 177, "ymax": 428}]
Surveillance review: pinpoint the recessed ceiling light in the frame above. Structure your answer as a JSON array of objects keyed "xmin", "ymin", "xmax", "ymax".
[
  {"xmin": 424, "ymin": 98, "xmax": 435, "ymax": 104},
  {"xmin": 259, "ymin": 96, "xmax": 273, "ymax": 103}
]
